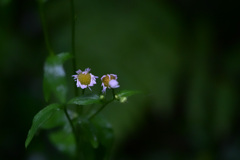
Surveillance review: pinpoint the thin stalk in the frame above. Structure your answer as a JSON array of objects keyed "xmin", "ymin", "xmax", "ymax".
[
  {"xmin": 63, "ymin": 106, "xmax": 80, "ymax": 160},
  {"xmin": 82, "ymin": 89, "xmax": 85, "ymax": 95},
  {"xmin": 76, "ymin": 88, "xmax": 85, "ymax": 115},
  {"xmin": 70, "ymin": 1, "xmax": 81, "ymax": 159},
  {"xmin": 89, "ymin": 99, "xmax": 114, "ymax": 120},
  {"xmin": 90, "ymin": 89, "xmax": 116, "ymax": 119},
  {"xmin": 38, "ymin": 1, "xmax": 54, "ymax": 56},
  {"xmin": 70, "ymin": 0, "xmax": 76, "ymax": 70},
  {"xmin": 111, "ymin": 89, "xmax": 115, "ymax": 99},
  {"xmin": 70, "ymin": 0, "xmax": 78, "ymax": 97}
]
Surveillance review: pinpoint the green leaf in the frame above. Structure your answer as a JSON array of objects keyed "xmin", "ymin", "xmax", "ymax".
[
  {"xmin": 91, "ymin": 116, "xmax": 114, "ymax": 159},
  {"xmin": 68, "ymin": 94, "xmax": 101, "ymax": 105},
  {"xmin": 43, "ymin": 52, "xmax": 71, "ymax": 103},
  {"xmin": 25, "ymin": 103, "xmax": 62, "ymax": 148},
  {"xmin": 80, "ymin": 119, "xmax": 99, "ymax": 149},
  {"xmin": 49, "ymin": 128, "xmax": 75, "ymax": 156},
  {"xmin": 77, "ymin": 116, "xmax": 114, "ymax": 160},
  {"xmin": 116, "ymin": 90, "xmax": 140, "ymax": 98},
  {"xmin": 41, "ymin": 108, "xmax": 67, "ymax": 129}
]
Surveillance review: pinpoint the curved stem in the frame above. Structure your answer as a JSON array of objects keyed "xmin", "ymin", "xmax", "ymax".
[
  {"xmin": 90, "ymin": 90, "xmax": 116, "ymax": 119},
  {"xmin": 38, "ymin": 1, "xmax": 54, "ymax": 56},
  {"xmin": 89, "ymin": 99, "xmax": 114, "ymax": 120}
]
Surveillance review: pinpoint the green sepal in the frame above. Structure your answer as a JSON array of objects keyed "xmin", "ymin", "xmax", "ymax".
[{"xmin": 25, "ymin": 103, "xmax": 62, "ymax": 148}]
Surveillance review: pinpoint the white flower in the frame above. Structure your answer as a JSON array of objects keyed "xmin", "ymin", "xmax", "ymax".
[
  {"xmin": 72, "ymin": 68, "xmax": 98, "ymax": 90},
  {"xmin": 109, "ymin": 79, "xmax": 120, "ymax": 88},
  {"xmin": 101, "ymin": 74, "xmax": 120, "ymax": 93}
]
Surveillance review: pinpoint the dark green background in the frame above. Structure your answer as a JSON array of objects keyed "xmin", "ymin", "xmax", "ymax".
[{"xmin": 0, "ymin": 0, "xmax": 240, "ymax": 159}]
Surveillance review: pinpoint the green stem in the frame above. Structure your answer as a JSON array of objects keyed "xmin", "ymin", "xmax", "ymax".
[
  {"xmin": 76, "ymin": 88, "xmax": 85, "ymax": 115},
  {"xmin": 69, "ymin": 1, "xmax": 81, "ymax": 159},
  {"xmin": 63, "ymin": 106, "xmax": 80, "ymax": 160},
  {"xmin": 90, "ymin": 90, "xmax": 116, "ymax": 119},
  {"xmin": 70, "ymin": 0, "xmax": 76, "ymax": 70},
  {"xmin": 38, "ymin": 1, "xmax": 54, "ymax": 56},
  {"xmin": 89, "ymin": 99, "xmax": 114, "ymax": 120},
  {"xmin": 82, "ymin": 89, "xmax": 85, "ymax": 95},
  {"xmin": 111, "ymin": 89, "xmax": 115, "ymax": 99},
  {"xmin": 70, "ymin": 0, "xmax": 78, "ymax": 97}
]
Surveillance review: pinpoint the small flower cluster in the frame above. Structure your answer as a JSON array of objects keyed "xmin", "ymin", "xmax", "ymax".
[{"xmin": 72, "ymin": 68, "xmax": 120, "ymax": 93}]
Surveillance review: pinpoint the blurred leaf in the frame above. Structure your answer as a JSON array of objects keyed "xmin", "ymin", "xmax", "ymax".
[
  {"xmin": 213, "ymin": 82, "xmax": 236, "ymax": 136},
  {"xmin": 41, "ymin": 108, "xmax": 67, "ymax": 129},
  {"xmin": 43, "ymin": 52, "xmax": 71, "ymax": 103},
  {"xmin": 49, "ymin": 128, "xmax": 75, "ymax": 157},
  {"xmin": 186, "ymin": 70, "xmax": 209, "ymax": 147},
  {"xmin": 25, "ymin": 103, "xmax": 62, "ymax": 148},
  {"xmin": 117, "ymin": 90, "xmax": 140, "ymax": 98},
  {"xmin": 37, "ymin": 0, "xmax": 48, "ymax": 3},
  {"xmin": 0, "ymin": 0, "xmax": 11, "ymax": 6},
  {"xmin": 76, "ymin": 116, "xmax": 114, "ymax": 160},
  {"xmin": 91, "ymin": 115, "xmax": 114, "ymax": 150},
  {"xmin": 68, "ymin": 94, "xmax": 101, "ymax": 105},
  {"xmin": 80, "ymin": 119, "xmax": 99, "ymax": 149},
  {"xmin": 225, "ymin": 46, "xmax": 240, "ymax": 76}
]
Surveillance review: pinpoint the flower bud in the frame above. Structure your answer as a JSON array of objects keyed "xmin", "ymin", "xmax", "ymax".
[
  {"xmin": 100, "ymin": 95, "xmax": 105, "ymax": 100},
  {"xmin": 119, "ymin": 97, "xmax": 127, "ymax": 103}
]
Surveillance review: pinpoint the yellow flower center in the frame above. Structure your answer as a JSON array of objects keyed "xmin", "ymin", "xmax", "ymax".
[
  {"xmin": 102, "ymin": 75, "xmax": 116, "ymax": 87},
  {"xmin": 78, "ymin": 73, "xmax": 91, "ymax": 85}
]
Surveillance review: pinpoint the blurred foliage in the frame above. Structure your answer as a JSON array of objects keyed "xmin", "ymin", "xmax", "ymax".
[
  {"xmin": 43, "ymin": 52, "xmax": 71, "ymax": 103},
  {"xmin": 0, "ymin": 0, "xmax": 239, "ymax": 159}
]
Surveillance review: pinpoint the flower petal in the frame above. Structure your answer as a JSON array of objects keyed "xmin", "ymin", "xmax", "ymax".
[
  {"xmin": 76, "ymin": 69, "xmax": 82, "ymax": 74},
  {"xmin": 102, "ymin": 86, "xmax": 107, "ymax": 93},
  {"xmin": 110, "ymin": 74, "xmax": 118, "ymax": 79},
  {"xmin": 73, "ymin": 68, "xmax": 98, "ymax": 90},
  {"xmin": 82, "ymin": 68, "xmax": 91, "ymax": 74},
  {"xmin": 109, "ymin": 80, "xmax": 120, "ymax": 88}
]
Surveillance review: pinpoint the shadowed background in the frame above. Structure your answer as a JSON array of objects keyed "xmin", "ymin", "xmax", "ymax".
[{"xmin": 0, "ymin": 0, "xmax": 240, "ymax": 159}]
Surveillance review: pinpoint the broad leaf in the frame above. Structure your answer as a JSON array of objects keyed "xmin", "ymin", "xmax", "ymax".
[
  {"xmin": 80, "ymin": 119, "xmax": 99, "ymax": 149},
  {"xmin": 76, "ymin": 116, "xmax": 114, "ymax": 160},
  {"xmin": 116, "ymin": 90, "xmax": 140, "ymax": 98},
  {"xmin": 41, "ymin": 108, "xmax": 67, "ymax": 129},
  {"xmin": 49, "ymin": 128, "xmax": 75, "ymax": 156},
  {"xmin": 91, "ymin": 115, "xmax": 114, "ymax": 159},
  {"xmin": 91, "ymin": 116, "xmax": 113, "ymax": 147},
  {"xmin": 43, "ymin": 52, "xmax": 71, "ymax": 103},
  {"xmin": 68, "ymin": 94, "xmax": 101, "ymax": 105},
  {"xmin": 25, "ymin": 103, "xmax": 62, "ymax": 148}
]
